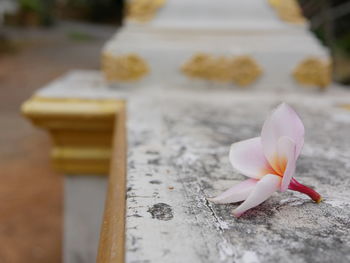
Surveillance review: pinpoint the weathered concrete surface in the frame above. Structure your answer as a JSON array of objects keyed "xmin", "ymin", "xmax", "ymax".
[
  {"xmin": 126, "ymin": 87, "xmax": 350, "ymax": 263},
  {"xmin": 32, "ymin": 71, "xmax": 350, "ymax": 263}
]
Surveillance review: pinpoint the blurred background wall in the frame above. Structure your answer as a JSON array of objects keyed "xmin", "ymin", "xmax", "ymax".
[
  {"xmin": 1, "ymin": 0, "xmax": 349, "ymax": 84},
  {"xmin": 1, "ymin": 0, "xmax": 124, "ymax": 26}
]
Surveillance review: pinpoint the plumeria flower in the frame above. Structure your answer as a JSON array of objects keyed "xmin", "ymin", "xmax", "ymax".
[{"xmin": 208, "ymin": 103, "xmax": 322, "ymax": 217}]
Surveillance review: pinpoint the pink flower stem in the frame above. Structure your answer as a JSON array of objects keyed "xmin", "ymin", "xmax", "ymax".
[{"xmin": 288, "ymin": 178, "xmax": 323, "ymax": 203}]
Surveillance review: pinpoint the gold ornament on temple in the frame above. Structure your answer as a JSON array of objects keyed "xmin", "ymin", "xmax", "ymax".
[
  {"xmin": 268, "ymin": 0, "xmax": 306, "ymax": 24},
  {"xmin": 230, "ymin": 56, "xmax": 263, "ymax": 86},
  {"xmin": 102, "ymin": 53, "xmax": 150, "ymax": 82},
  {"xmin": 293, "ymin": 57, "xmax": 331, "ymax": 89},
  {"xmin": 126, "ymin": 0, "xmax": 166, "ymax": 23},
  {"xmin": 181, "ymin": 54, "xmax": 262, "ymax": 87},
  {"xmin": 339, "ymin": 104, "xmax": 350, "ymax": 111},
  {"xmin": 21, "ymin": 96, "xmax": 124, "ymax": 174}
]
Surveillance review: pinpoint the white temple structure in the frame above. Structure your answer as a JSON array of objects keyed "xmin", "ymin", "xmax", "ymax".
[{"xmin": 102, "ymin": 0, "xmax": 331, "ymax": 90}]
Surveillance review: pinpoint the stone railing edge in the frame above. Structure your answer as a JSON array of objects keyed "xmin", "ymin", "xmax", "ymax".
[{"xmin": 97, "ymin": 103, "xmax": 127, "ymax": 263}]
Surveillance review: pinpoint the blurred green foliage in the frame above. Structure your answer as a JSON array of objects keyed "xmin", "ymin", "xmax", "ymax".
[
  {"xmin": 61, "ymin": 0, "xmax": 124, "ymax": 24},
  {"xmin": 66, "ymin": 30, "xmax": 95, "ymax": 42},
  {"xmin": 15, "ymin": 0, "xmax": 55, "ymax": 25},
  {"xmin": 299, "ymin": 0, "xmax": 350, "ymax": 83},
  {"xmin": 19, "ymin": 0, "xmax": 42, "ymax": 12},
  {"xmin": 337, "ymin": 34, "xmax": 350, "ymax": 55},
  {"xmin": 299, "ymin": 0, "xmax": 350, "ymax": 56}
]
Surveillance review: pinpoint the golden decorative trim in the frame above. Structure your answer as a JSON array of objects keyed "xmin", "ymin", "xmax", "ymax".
[
  {"xmin": 338, "ymin": 104, "xmax": 350, "ymax": 111},
  {"xmin": 268, "ymin": 0, "xmax": 306, "ymax": 24},
  {"xmin": 97, "ymin": 105, "xmax": 127, "ymax": 263},
  {"xmin": 293, "ymin": 57, "xmax": 332, "ymax": 89},
  {"xmin": 126, "ymin": 0, "xmax": 165, "ymax": 23},
  {"xmin": 337, "ymin": 103, "xmax": 350, "ymax": 111},
  {"xmin": 102, "ymin": 53, "xmax": 150, "ymax": 82},
  {"xmin": 21, "ymin": 97, "xmax": 125, "ymax": 175},
  {"xmin": 181, "ymin": 53, "xmax": 262, "ymax": 86},
  {"xmin": 231, "ymin": 56, "xmax": 263, "ymax": 86}
]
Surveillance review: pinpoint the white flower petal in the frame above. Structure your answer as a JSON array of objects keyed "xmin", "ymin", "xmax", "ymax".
[
  {"xmin": 261, "ymin": 103, "xmax": 304, "ymax": 170},
  {"xmin": 230, "ymin": 137, "xmax": 272, "ymax": 179},
  {"xmin": 207, "ymin": 179, "xmax": 258, "ymax": 204},
  {"xmin": 278, "ymin": 137, "xmax": 297, "ymax": 192},
  {"xmin": 232, "ymin": 174, "xmax": 281, "ymax": 217}
]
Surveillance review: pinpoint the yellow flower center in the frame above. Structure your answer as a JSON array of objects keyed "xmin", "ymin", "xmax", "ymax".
[{"xmin": 262, "ymin": 154, "xmax": 287, "ymax": 177}]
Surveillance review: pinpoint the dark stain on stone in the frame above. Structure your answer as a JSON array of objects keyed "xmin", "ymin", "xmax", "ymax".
[
  {"xmin": 148, "ymin": 203, "xmax": 173, "ymax": 221},
  {"xmin": 177, "ymin": 176, "xmax": 196, "ymax": 183},
  {"xmin": 131, "ymin": 213, "xmax": 142, "ymax": 218},
  {"xmin": 145, "ymin": 173, "xmax": 152, "ymax": 176},
  {"xmin": 149, "ymin": 180, "xmax": 162, "ymax": 184},
  {"xmin": 127, "ymin": 186, "xmax": 132, "ymax": 192},
  {"xmin": 200, "ymin": 179, "xmax": 213, "ymax": 190},
  {"xmin": 146, "ymin": 150, "xmax": 159, "ymax": 155},
  {"xmin": 148, "ymin": 158, "xmax": 161, "ymax": 165},
  {"xmin": 129, "ymin": 160, "xmax": 135, "ymax": 169}
]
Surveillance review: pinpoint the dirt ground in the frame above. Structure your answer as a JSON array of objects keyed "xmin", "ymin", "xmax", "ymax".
[{"xmin": 0, "ymin": 21, "xmax": 115, "ymax": 263}]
